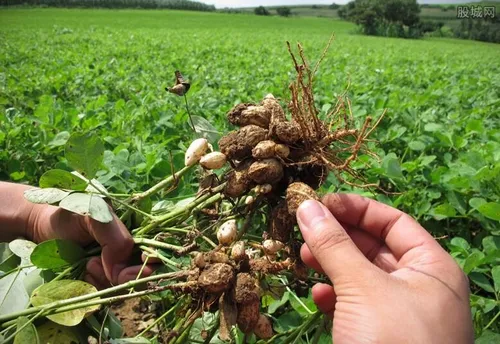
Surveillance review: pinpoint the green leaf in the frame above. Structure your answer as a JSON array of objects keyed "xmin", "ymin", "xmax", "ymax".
[
  {"xmin": 469, "ymin": 272, "xmax": 495, "ymax": 293},
  {"xmin": 382, "ymin": 155, "xmax": 404, "ymax": 180},
  {"xmin": 289, "ymin": 293, "xmax": 318, "ymax": 316},
  {"xmin": 37, "ymin": 321, "xmax": 80, "ymax": 343},
  {"xmin": 463, "ymin": 252, "xmax": 485, "ymax": 274},
  {"xmin": 446, "ymin": 191, "xmax": 467, "ymax": 215},
  {"xmin": 48, "ymin": 131, "xmax": 70, "ymax": 148},
  {"xmin": 65, "ymin": 132, "xmax": 104, "ymax": 179},
  {"xmin": 0, "ymin": 261, "xmax": 32, "ymax": 315},
  {"xmin": 191, "ymin": 115, "xmax": 221, "ymax": 144},
  {"xmin": 482, "ymin": 236, "xmax": 500, "ymax": 255},
  {"xmin": 408, "ymin": 140, "xmax": 426, "ymax": 151},
  {"xmin": 430, "ymin": 203, "xmax": 456, "ymax": 220},
  {"xmin": 14, "ymin": 316, "xmax": 39, "ymax": 344},
  {"xmin": 274, "ymin": 311, "xmax": 302, "ymax": 333},
  {"xmin": 448, "ymin": 237, "xmax": 469, "ymax": 255},
  {"xmin": 24, "ymin": 269, "xmax": 54, "ymax": 297},
  {"xmin": 469, "ymin": 197, "xmax": 487, "ymax": 210},
  {"xmin": 475, "ymin": 330, "xmax": 500, "ymax": 344},
  {"xmin": 0, "ymin": 243, "xmax": 20, "ymax": 273},
  {"xmin": 30, "ymin": 280, "xmax": 99, "ymax": 326},
  {"xmin": 477, "ymin": 202, "xmax": 500, "ymax": 221},
  {"xmin": 424, "ymin": 123, "xmax": 442, "ymax": 132},
  {"xmin": 39, "ymin": 169, "xmax": 87, "ymax": 191},
  {"xmin": 9, "ymin": 239, "xmax": 37, "ymax": 260},
  {"xmin": 492, "ymin": 266, "xmax": 500, "ymax": 292},
  {"xmin": 267, "ymin": 291, "xmax": 289, "ymax": 315},
  {"xmin": 419, "ymin": 155, "xmax": 436, "ymax": 167},
  {"xmin": 59, "ymin": 193, "xmax": 113, "ymax": 223},
  {"xmin": 30, "ymin": 239, "xmax": 86, "ymax": 269},
  {"xmin": 23, "ymin": 188, "xmax": 70, "ymax": 204}
]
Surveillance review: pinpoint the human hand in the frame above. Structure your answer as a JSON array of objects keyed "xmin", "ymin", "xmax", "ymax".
[
  {"xmin": 296, "ymin": 194, "xmax": 473, "ymax": 344},
  {"xmin": 27, "ymin": 204, "xmax": 155, "ymax": 289}
]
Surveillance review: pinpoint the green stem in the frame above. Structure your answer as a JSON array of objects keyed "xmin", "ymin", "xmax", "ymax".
[
  {"xmin": 0, "ymin": 270, "xmax": 21, "ymax": 310},
  {"xmin": 136, "ymin": 299, "xmax": 183, "ymax": 338},
  {"xmin": 88, "ymin": 179, "xmax": 154, "ymax": 220},
  {"xmin": 280, "ymin": 312, "xmax": 322, "ymax": 344},
  {"xmin": 0, "ymin": 270, "xmax": 193, "ymax": 324},
  {"xmin": 2, "ymin": 283, "xmax": 185, "ymax": 329},
  {"xmin": 51, "ymin": 265, "xmax": 75, "ymax": 283},
  {"xmin": 279, "ymin": 276, "xmax": 314, "ymax": 314},
  {"xmin": 0, "ymin": 264, "xmax": 34, "ymax": 280},
  {"xmin": 134, "ymin": 237, "xmax": 183, "ymax": 252},
  {"xmin": 484, "ymin": 309, "xmax": 500, "ymax": 331},
  {"xmin": 184, "ymin": 94, "xmax": 197, "ymax": 133},
  {"xmin": 311, "ymin": 315, "xmax": 326, "ymax": 344},
  {"xmin": 133, "ymin": 184, "xmax": 225, "ymax": 236},
  {"xmin": 173, "ymin": 308, "xmax": 202, "ymax": 344},
  {"xmin": 2, "ymin": 310, "xmax": 44, "ymax": 343},
  {"xmin": 140, "ymin": 245, "xmax": 181, "ymax": 270},
  {"xmin": 133, "ymin": 165, "xmax": 194, "ymax": 202}
]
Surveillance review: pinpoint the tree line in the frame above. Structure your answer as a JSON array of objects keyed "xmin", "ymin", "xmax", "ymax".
[
  {"xmin": 337, "ymin": 0, "xmax": 499, "ymax": 43},
  {"xmin": 0, "ymin": 0, "xmax": 216, "ymax": 11}
]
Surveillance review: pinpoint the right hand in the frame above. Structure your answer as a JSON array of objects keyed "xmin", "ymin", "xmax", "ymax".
[{"xmin": 296, "ymin": 194, "xmax": 473, "ymax": 344}]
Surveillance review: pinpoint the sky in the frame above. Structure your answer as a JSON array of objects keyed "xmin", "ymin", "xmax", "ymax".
[{"xmin": 203, "ymin": 0, "xmax": 481, "ymax": 9}]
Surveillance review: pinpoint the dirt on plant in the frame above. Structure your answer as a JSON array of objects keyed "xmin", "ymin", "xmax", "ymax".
[{"xmin": 110, "ymin": 298, "xmax": 158, "ymax": 338}]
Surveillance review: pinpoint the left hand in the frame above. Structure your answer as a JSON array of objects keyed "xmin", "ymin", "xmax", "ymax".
[{"xmin": 27, "ymin": 204, "xmax": 155, "ymax": 289}]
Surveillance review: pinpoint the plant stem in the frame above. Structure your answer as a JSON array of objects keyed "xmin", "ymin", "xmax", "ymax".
[
  {"xmin": 311, "ymin": 315, "xmax": 326, "ymax": 344},
  {"xmin": 140, "ymin": 245, "xmax": 181, "ymax": 270},
  {"xmin": 0, "ymin": 270, "xmax": 193, "ymax": 324},
  {"xmin": 51, "ymin": 265, "xmax": 75, "ymax": 282},
  {"xmin": 184, "ymin": 94, "xmax": 196, "ymax": 133},
  {"xmin": 136, "ymin": 298, "xmax": 183, "ymax": 338},
  {"xmin": 88, "ymin": 179, "xmax": 154, "ymax": 220},
  {"xmin": 133, "ymin": 165, "xmax": 194, "ymax": 202},
  {"xmin": 279, "ymin": 276, "xmax": 314, "ymax": 314},
  {"xmin": 2, "ymin": 310, "xmax": 44, "ymax": 343},
  {"xmin": 134, "ymin": 237, "xmax": 182, "ymax": 252},
  {"xmin": 484, "ymin": 309, "xmax": 500, "ymax": 330},
  {"xmin": 133, "ymin": 184, "xmax": 225, "ymax": 236}
]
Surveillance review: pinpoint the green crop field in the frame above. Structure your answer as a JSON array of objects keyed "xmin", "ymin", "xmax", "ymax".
[{"xmin": 1, "ymin": 8, "xmax": 499, "ymax": 343}]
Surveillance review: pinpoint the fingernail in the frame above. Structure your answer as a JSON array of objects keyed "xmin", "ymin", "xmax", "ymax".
[
  {"xmin": 112, "ymin": 264, "xmax": 126, "ymax": 284},
  {"xmin": 297, "ymin": 200, "xmax": 327, "ymax": 232}
]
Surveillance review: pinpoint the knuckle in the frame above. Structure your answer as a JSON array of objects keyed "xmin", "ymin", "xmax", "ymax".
[{"xmin": 309, "ymin": 219, "xmax": 351, "ymax": 254}]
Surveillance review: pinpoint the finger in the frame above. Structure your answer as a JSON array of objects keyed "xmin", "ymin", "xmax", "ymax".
[
  {"xmin": 302, "ymin": 227, "xmax": 399, "ymax": 273},
  {"xmin": 311, "ymin": 283, "xmax": 336, "ymax": 317},
  {"xmin": 297, "ymin": 200, "xmax": 371, "ymax": 284},
  {"xmin": 322, "ymin": 194, "xmax": 440, "ymax": 260},
  {"xmin": 300, "ymin": 243, "xmax": 324, "ymax": 273},
  {"xmin": 86, "ymin": 257, "xmax": 111, "ymax": 288},
  {"xmin": 116, "ymin": 264, "xmax": 156, "ymax": 285},
  {"xmin": 84, "ymin": 273, "xmax": 108, "ymax": 290},
  {"xmin": 81, "ymin": 214, "xmax": 134, "ymax": 285}
]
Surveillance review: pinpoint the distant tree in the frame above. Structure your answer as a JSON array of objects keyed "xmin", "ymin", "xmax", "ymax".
[
  {"xmin": 329, "ymin": 3, "xmax": 340, "ymax": 10},
  {"xmin": 254, "ymin": 6, "xmax": 270, "ymax": 16},
  {"xmin": 276, "ymin": 6, "xmax": 291, "ymax": 17},
  {"xmin": 339, "ymin": 0, "xmax": 421, "ymax": 37}
]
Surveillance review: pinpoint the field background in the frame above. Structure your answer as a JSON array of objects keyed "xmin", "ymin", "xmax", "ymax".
[{"xmin": 1, "ymin": 7, "xmax": 500, "ymax": 342}]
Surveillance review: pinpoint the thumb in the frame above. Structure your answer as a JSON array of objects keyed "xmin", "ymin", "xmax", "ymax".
[{"xmin": 296, "ymin": 200, "xmax": 370, "ymax": 284}]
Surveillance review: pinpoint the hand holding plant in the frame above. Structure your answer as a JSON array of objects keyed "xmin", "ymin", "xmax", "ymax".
[{"xmin": 297, "ymin": 194, "xmax": 474, "ymax": 344}]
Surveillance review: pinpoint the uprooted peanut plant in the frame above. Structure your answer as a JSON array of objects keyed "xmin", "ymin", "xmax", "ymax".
[{"xmin": 0, "ymin": 40, "xmax": 382, "ymax": 343}]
